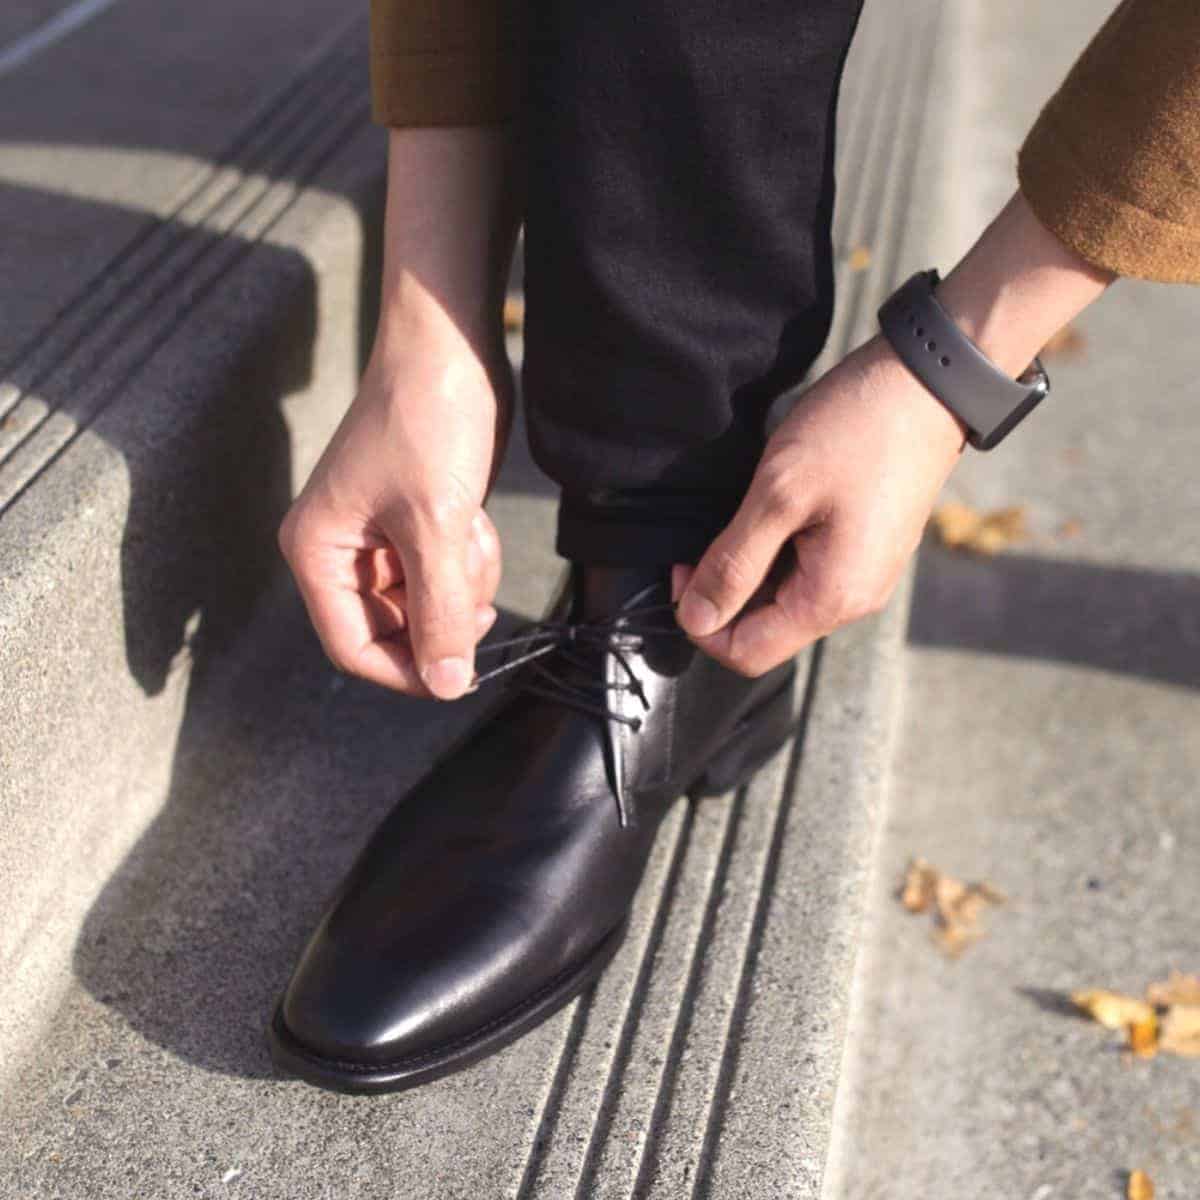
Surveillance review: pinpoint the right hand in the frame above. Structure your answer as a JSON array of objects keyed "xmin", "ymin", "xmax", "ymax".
[{"xmin": 278, "ymin": 310, "xmax": 511, "ymax": 701}]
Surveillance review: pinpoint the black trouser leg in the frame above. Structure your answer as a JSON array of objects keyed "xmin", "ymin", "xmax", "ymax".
[{"xmin": 520, "ymin": 0, "xmax": 865, "ymax": 565}]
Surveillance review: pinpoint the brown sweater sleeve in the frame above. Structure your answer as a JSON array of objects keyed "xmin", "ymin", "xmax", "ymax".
[
  {"xmin": 1018, "ymin": 0, "xmax": 1200, "ymax": 283},
  {"xmin": 369, "ymin": 0, "xmax": 525, "ymax": 127}
]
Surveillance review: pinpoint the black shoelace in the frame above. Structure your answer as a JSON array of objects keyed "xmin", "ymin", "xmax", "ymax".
[{"xmin": 469, "ymin": 601, "xmax": 688, "ymax": 730}]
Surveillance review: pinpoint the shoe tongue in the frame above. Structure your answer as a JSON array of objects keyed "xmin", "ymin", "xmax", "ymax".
[{"xmin": 572, "ymin": 564, "xmax": 671, "ymax": 622}]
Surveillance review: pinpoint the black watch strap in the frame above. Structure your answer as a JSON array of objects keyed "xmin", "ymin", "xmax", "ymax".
[{"xmin": 877, "ymin": 269, "xmax": 1050, "ymax": 450}]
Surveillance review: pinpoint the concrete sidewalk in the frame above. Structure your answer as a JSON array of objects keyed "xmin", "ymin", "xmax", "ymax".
[{"xmin": 829, "ymin": 3, "xmax": 1200, "ymax": 1198}]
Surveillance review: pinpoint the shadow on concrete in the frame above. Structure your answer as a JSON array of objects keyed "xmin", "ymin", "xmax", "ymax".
[
  {"xmin": 49, "ymin": 192, "xmax": 542, "ymax": 1077},
  {"xmin": 1015, "ymin": 987, "xmax": 1095, "ymax": 1023},
  {"xmin": 73, "ymin": 584, "xmax": 523, "ymax": 1079},
  {"xmin": 0, "ymin": 3, "xmax": 556, "ymax": 1082},
  {"xmin": 907, "ymin": 541, "xmax": 1200, "ymax": 693},
  {"xmin": 49, "ymin": 187, "xmax": 542, "ymax": 1072}
]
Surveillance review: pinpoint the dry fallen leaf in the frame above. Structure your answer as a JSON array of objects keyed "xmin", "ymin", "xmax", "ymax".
[
  {"xmin": 931, "ymin": 502, "xmax": 1028, "ymax": 555},
  {"xmin": 1147, "ymin": 971, "xmax": 1200, "ymax": 1007},
  {"xmin": 898, "ymin": 859, "xmax": 1004, "ymax": 957},
  {"xmin": 1129, "ymin": 1014, "xmax": 1160, "ymax": 1059},
  {"xmin": 1159, "ymin": 1005, "xmax": 1200, "ymax": 1057},
  {"xmin": 847, "ymin": 245, "xmax": 872, "ymax": 271},
  {"xmin": 1071, "ymin": 990, "xmax": 1156, "ymax": 1032},
  {"xmin": 936, "ymin": 875, "xmax": 1006, "ymax": 927},
  {"xmin": 1070, "ymin": 977, "xmax": 1200, "ymax": 1060},
  {"xmin": 1127, "ymin": 1168, "xmax": 1154, "ymax": 1200},
  {"xmin": 503, "ymin": 295, "xmax": 525, "ymax": 331},
  {"xmin": 899, "ymin": 858, "xmax": 938, "ymax": 913},
  {"xmin": 933, "ymin": 922, "xmax": 981, "ymax": 958},
  {"xmin": 934, "ymin": 873, "xmax": 967, "ymax": 916},
  {"xmin": 974, "ymin": 881, "xmax": 1008, "ymax": 904},
  {"xmin": 1041, "ymin": 323, "xmax": 1088, "ymax": 360}
]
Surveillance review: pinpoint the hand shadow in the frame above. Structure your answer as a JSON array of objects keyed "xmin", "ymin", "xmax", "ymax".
[{"xmin": 72, "ymin": 578, "xmax": 522, "ymax": 1078}]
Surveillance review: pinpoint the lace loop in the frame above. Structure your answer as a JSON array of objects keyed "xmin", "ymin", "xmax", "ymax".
[{"xmin": 470, "ymin": 601, "xmax": 685, "ymax": 728}]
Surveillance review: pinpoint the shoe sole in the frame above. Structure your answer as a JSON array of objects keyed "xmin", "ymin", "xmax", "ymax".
[
  {"xmin": 267, "ymin": 915, "xmax": 630, "ymax": 1094},
  {"xmin": 267, "ymin": 666, "xmax": 797, "ymax": 1094}
]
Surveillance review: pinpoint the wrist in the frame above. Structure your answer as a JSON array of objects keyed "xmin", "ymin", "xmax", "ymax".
[
  {"xmin": 376, "ymin": 126, "xmax": 520, "ymax": 359},
  {"xmin": 857, "ymin": 333, "xmax": 970, "ymax": 453},
  {"xmin": 374, "ymin": 279, "xmax": 498, "ymax": 365},
  {"xmin": 933, "ymin": 189, "xmax": 1114, "ymax": 378}
]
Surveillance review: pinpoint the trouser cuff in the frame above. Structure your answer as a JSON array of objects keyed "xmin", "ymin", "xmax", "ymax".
[{"xmin": 555, "ymin": 489, "xmax": 747, "ymax": 566}]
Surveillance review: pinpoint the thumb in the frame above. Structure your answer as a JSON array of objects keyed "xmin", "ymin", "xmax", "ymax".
[
  {"xmin": 677, "ymin": 484, "xmax": 796, "ymax": 638},
  {"xmin": 395, "ymin": 511, "xmax": 480, "ymax": 700}
]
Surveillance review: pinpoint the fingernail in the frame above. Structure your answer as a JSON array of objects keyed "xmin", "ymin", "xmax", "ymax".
[
  {"xmin": 678, "ymin": 591, "xmax": 719, "ymax": 636},
  {"xmin": 423, "ymin": 656, "xmax": 472, "ymax": 699}
]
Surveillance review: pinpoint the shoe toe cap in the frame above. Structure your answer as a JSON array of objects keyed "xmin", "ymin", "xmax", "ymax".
[
  {"xmin": 279, "ymin": 928, "xmax": 472, "ymax": 1068},
  {"xmin": 276, "ymin": 903, "xmax": 573, "ymax": 1073}
]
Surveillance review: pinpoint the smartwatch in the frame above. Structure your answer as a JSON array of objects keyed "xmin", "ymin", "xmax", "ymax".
[{"xmin": 877, "ymin": 269, "xmax": 1050, "ymax": 450}]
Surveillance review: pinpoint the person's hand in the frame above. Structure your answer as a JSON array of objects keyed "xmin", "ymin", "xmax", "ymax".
[
  {"xmin": 671, "ymin": 187, "xmax": 1117, "ymax": 676},
  {"xmin": 278, "ymin": 311, "xmax": 511, "ymax": 700},
  {"xmin": 280, "ymin": 124, "xmax": 520, "ymax": 701},
  {"xmin": 671, "ymin": 335, "xmax": 967, "ymax": 675}
]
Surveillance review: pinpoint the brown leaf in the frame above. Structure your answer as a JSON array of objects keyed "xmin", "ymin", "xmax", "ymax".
[
  {"xmin": 1129, "ymin": 1014, "xmax": 1160, "ymax": 1059},
  {"xmin": 1159, "ymin": 1005, "xmax": 1200, "ymax": 1057},
  {"xmin": 897, "ymin": 859, "xmax": 1004, "ymax": 957},
  {"xmin": 847, "ymin": 245, "xmax": 872, "ymax": 271},
  {"xmin": 930, "ymin": 501, "xmax": 980, "ymax": 547},
  {"xmin": 933, "ymin": 922, "xmax": 980, "ymax": 959},
  {"xmin": 1042, "ymin": 323, "xmax": 1088, "ymax": 360},
  {"xmin": 503, "ymin": 295, "xmax": 525, "ymax": 331},
  {"xmin": 1071, "ymin": 990, "xmax": 1156, "ymax": 1032},
  {"xmin": 899, "ymin": 858, "xmax": 938, "ymax": 913},
  {"xmin": 931, "ymin": 502, "xmax": 1027, "ymax": 555},
  {"xmin": 934, "ymin": 874, "xmax": 967, "ymax": 919},
  {"xmin": 1127, "ymin": 1168, "xmax": 1155, "ymax": 1200},
  {"xmin": 972, "ymin": 880, "xmax": 1009, "ymax": 905},
  {"xmin": 1146, "ymin": 970, "xmax": 1200, "ymax": 1007},
  {"xmin": 937, "ymin": 878, "xmax": 1005, "ymax": 926}
]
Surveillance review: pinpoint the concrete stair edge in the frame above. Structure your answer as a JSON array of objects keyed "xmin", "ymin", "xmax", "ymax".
[
  {"xmin": 820, "ymin": 0, "xmax": 984, "ymax": 1193},
  {"xmin": 0, "ymin": 22, "xmax": 387, "ymax": 1073}
]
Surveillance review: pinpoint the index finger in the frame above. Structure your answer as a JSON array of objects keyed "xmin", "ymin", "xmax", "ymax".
[{"xmin": 294, "ymin": 568, "xmax": 428, "ymax": 694}]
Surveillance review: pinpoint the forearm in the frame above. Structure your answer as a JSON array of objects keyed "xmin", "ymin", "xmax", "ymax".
[
  {"xmin": 851, "ymin": 188, "xmax": 1115, "ymax": 454},
  {"xmin": 373, "ymin": 126, "xmax": 522, "ymax": 366},
  {"xmin": 933, "ymin": 188, "xmax": 1116, "ymax": 379}
]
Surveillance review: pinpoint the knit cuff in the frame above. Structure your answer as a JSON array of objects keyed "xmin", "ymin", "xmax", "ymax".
[
  {"xmin": 369, "ymin": 0, "xmax": 525, "ymax": 128},
  {"xmin": 1018, "ymin": 110, "xmax": 1200, "ymax": 285}
]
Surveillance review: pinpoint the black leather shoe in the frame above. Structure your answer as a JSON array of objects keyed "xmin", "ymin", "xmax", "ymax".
[{"xmin": 268, "ymin": 562, "xmax": 797, "ymax": 1093}]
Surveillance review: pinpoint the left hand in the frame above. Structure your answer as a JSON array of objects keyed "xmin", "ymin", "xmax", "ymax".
[{"xmin": 672, "ymin": 334, "xmax": 967, "ymax": 675}]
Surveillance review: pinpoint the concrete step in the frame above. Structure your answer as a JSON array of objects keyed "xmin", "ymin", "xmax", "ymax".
[
  {"xmin": 0, "ymin": 0, "xmax": 387, "ymax": 1076},
  {"xmin": 2, "ymin": 0, "xmax": 971, "ymax": 1194}
]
